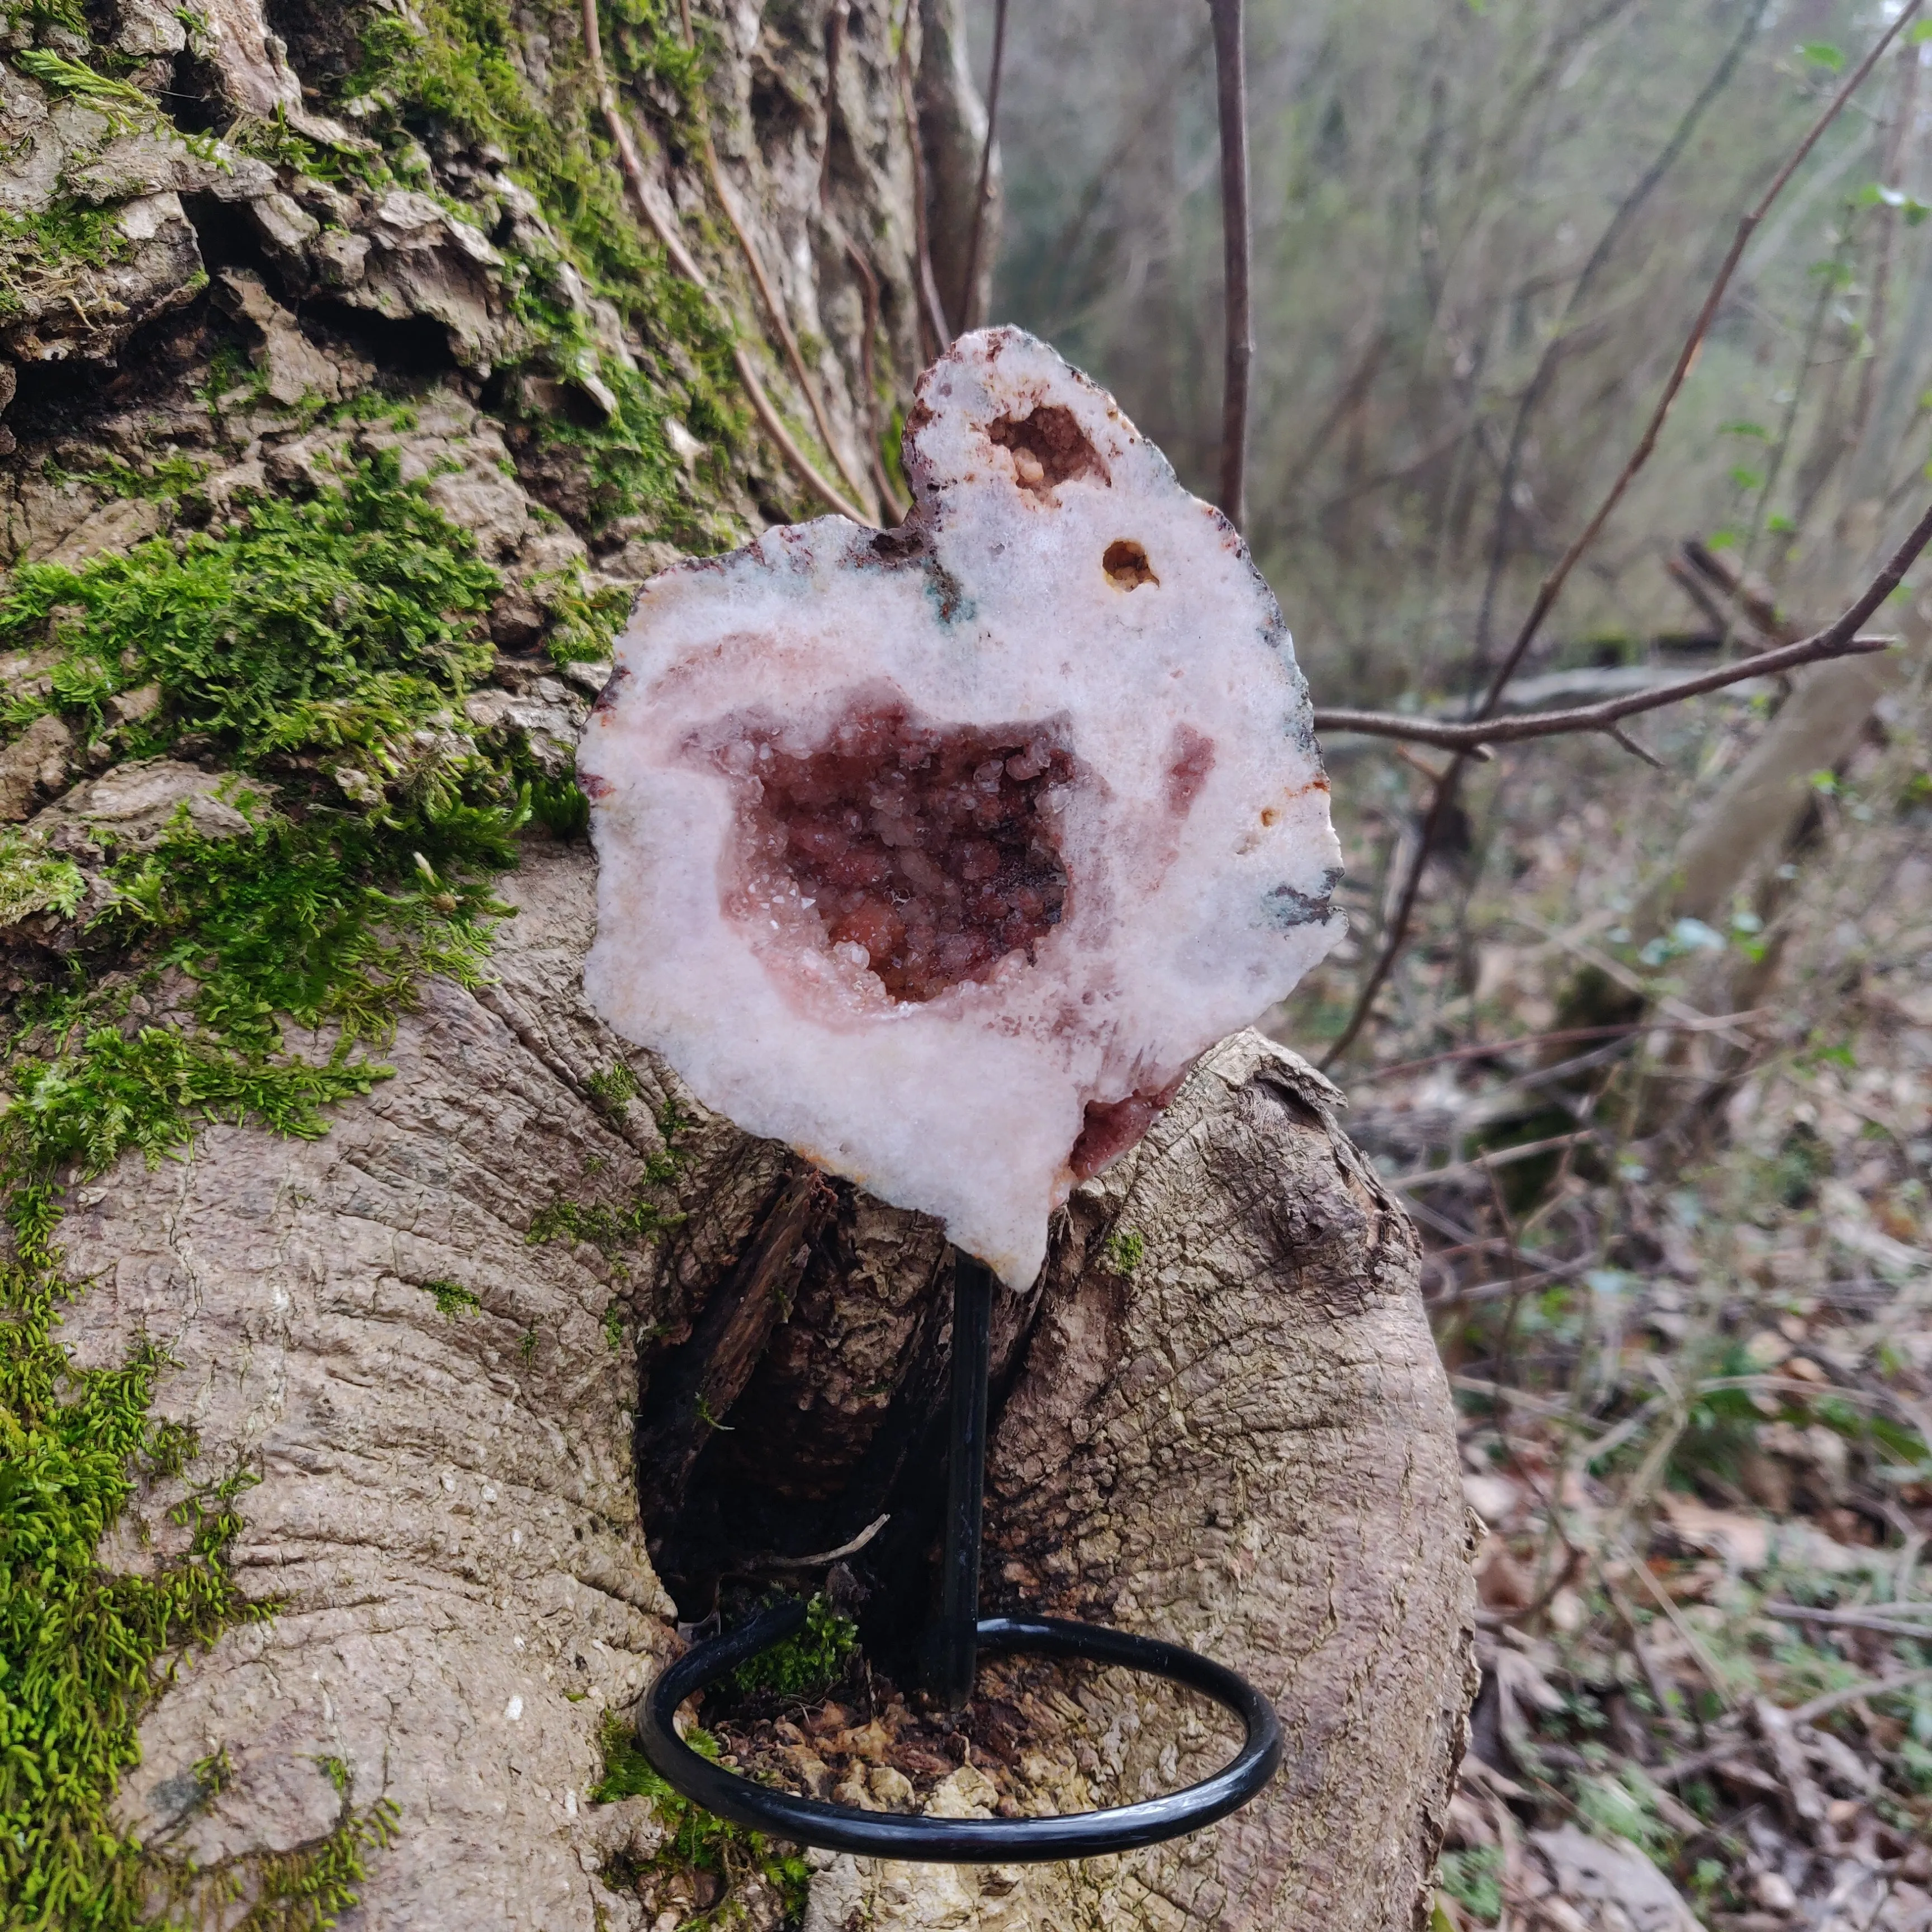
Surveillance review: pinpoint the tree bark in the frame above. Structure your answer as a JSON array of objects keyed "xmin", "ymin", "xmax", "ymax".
[
  {"xmin": 0, "ymin": 5, "xmax": 1471, "ymax": 1926},
  {"xmin": 65, "ymin": 846, "xmax": 1474, "ymax": 1930}
]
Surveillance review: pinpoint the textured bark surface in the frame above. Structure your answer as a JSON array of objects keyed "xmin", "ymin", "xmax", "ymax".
[
  {"xmin": 0, "ymin": 1, "xmax": 1471, "ymax": 1923},
  {"xmin": 64, "ymin": 845, "xmax": 1474, "ymax": 1931},
  {"xmin": 808, "ymin": 1034, "xmax": 1478, "ymax": 1932}
]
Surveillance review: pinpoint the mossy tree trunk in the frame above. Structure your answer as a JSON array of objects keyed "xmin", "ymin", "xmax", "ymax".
[{"xmin": 0, "ymin": 6, "xmax": 1472, "ymax": 1929}]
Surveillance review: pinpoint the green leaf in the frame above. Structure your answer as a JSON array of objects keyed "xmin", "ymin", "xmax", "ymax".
[
  {"xmin": 1799, "ymin": 39, "xmax": 1845, "ymax": 71},
  {"xmin": 1727, "ymin": 466, "xmax": 1765, "ymax": 493},
  {"xmin": 1719, "ymin": 420, "xmax": 1770, "ymax": 439}
]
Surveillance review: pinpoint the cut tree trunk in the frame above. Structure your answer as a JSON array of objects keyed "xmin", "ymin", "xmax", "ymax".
[
  {"xmin": 68, "ymin": 848, "xmax": 1475, "ymax": 1931},
  {"xmin": 0, "ymin": 4, "xmax": 1473, "ymax": 1927}
]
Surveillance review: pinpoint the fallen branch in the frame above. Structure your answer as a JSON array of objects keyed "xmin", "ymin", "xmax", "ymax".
[
  {"xmin": 1789, "ymin": 1664, "xmax": 1932, "ymax": 1726},
  {"xmin": 1764, "ymin": 1602, "xmax": 1932, "ymax": 1639},
  {"xmin": 1352, "ymin": 1011, "xmax": 1772, "ymax": 1086},
  {"xmin": 583, "ymin": 0, "xmax": 874, "ymax": 525}
]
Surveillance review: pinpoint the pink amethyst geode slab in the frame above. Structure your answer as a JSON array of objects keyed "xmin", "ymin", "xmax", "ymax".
[{"xmin": 580, "ymin": 328, "xmax": 1343, "ymax": 1287}]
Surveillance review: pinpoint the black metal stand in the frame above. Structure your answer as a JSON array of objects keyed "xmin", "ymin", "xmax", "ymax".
[{"xmin": 634, "ymin": 1248, "xmax": 1283, "ymax": 1863}]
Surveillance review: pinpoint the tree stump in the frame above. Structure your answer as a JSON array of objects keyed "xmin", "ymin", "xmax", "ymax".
[
  {"xmin": 0, "ymin": 1, "xmax": 1472, "ymax": 1924},
  {"xmin": 59, "ymin": 846, "xmax": 1473, "ymax": 1928}
]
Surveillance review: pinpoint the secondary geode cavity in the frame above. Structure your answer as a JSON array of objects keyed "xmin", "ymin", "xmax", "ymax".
[{"xmin": 581, "ymin": 328, "xmax": 1343, "ymax": 1287}]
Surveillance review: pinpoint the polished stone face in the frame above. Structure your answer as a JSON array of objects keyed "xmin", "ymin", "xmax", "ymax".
[{"xmin": 581, "ymin": 328, "xmax": 1343, "ymax": 1287}]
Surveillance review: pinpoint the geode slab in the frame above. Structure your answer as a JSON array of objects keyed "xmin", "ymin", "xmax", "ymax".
[{"xmin": 580, "ymin": 328, "xmax": 1342, "ymax": 1287}]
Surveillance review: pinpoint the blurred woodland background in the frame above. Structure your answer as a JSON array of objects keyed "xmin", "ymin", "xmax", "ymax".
[{"xmin": 972, "ymin": 1, "xmax": 1932, "ymax": 1928}]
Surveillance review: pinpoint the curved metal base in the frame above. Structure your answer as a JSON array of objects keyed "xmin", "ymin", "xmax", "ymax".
[{"xmin": 636, "ymin": 1597, "xmax": 1284, "ymax": 1863}]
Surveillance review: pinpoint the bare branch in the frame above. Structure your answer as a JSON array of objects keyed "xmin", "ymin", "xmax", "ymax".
[
  {"xmin": 583, "ymin": 0, "xmax": 874, "ymax": 527},
  {"xmin": 1480, "ymin": 0, "xmax": 1924, "ymax": 711},
  {"xmin": 1472, "ymin": 0, "xmax": 1770, "ymax": 668},
  {"xmin": 1209, "ymin": 0, "xmax": 1251, "ymax": 530},
  {"xmin": 958, "ymin": 0, "xmax": 1008, "ymax": 334},
  {"xmin": 1315, "ymin": 490, "xmax": 1932, "ymax": 754},
  {"xmin": 1318, "ymin": 2, "xmax": 1923, "ymax": 1068},
  {"xmin": 1315, "ymin": 635, "xmax": 1891, "ymax": 754}
]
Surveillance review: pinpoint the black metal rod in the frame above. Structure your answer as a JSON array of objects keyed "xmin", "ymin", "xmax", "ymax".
[
  {"xmin": 934, "ymin": 1248, "xmax": 993, "ymax": 1708},
  {"xmin": 633, "ymin": 1240, "xmax": 1286, "ymax": 1861},
  {"xmin": 637, "ymin": 1600, "xmax": 1284, "ymax": 1862}
]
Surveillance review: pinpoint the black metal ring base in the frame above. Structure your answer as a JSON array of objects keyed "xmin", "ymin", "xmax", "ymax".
[{"xmin": 636, "ymin": 1598, "xmax": 1284, "ymax": 1863}]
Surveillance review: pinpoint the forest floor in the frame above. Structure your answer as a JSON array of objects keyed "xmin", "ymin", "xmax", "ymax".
[{"xmin": 1287, "ymin": 659, "xmax": 1932, "ymax": 1931}]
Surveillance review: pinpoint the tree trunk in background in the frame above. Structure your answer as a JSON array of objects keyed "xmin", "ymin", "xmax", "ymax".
[{"xmin": 0, "ymin": 5, "xmax": 1471, "ymax": 1927}]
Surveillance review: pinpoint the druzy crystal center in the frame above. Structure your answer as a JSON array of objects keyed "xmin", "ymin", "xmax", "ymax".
[{"xmin": 700, "ymin": 701, "xmax": 1075, "ymax": 1003}]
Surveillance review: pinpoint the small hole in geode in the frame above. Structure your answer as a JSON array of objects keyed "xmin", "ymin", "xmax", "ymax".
[{"xmin": 1103, "ymin": 540, "xmax": 1157, "ymax": 589}]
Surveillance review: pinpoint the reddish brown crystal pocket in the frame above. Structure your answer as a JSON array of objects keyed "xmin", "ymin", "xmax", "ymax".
[{"xmin": 693, "ymin": 695, "xmax": 1081, "ymax": 1004}]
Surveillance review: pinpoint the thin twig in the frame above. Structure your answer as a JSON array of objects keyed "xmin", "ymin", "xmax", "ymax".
[
  {"xmin": 1472, "ymin": 0, "xmax": 1770, "ymax": 669},
  {"xmin": 1849, "ymin": 38, "xmax": 1922, "ymax": 448},
  {"xmin": 1619, "ymin": 1531, "xmax": 1740, "ymax": 1714},
  {"xmin": 1319, "ymin": 2, "xmax": 1922, "ymax": 1067},
  {"xmin": 1209, "ymin": 0, "xmax": 1251, "ymax": 530},
  {"xmin": 1388, "ymin": 1129, "xmax": 1597, "ymax": 1192},
  {"xmin": 1481, "ymin": 0, "xmax": 1924, "ymax": 712},
  {"xmin": 674, "ymin": 0, "xmax": 875, "ymax": 517},
  {"xmin": 1764, "ymin": 1602, "xmax": 1932, "ymax": 1639},
  {"xmin": 581, "ymin": 0, "xmax": 873, "ymax": 525},
  {"xmin": 896, "ymin": 0, "xmax": 954, "ymax": 356},
  {"xmin": 1312, "ymin": 628, "xmax": 1899, "ymax": 755},
  {"xmin": 956, "ymin": 0, "xmax": 1007, "ymax": 333},
  {"xmin": 840, "ymin": 234, "xmax": 912, "ymax": 521},
  {"xmin": 744, "ymin": 1512, "xmax": 892, "ymax": 1573},
  {"xmin": 1789, "ymin": 1664, "xmax": 1932, "ymax": 1727}
]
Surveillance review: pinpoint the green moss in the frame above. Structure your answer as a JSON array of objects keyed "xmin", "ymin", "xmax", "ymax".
[
  {"xmin": 726, "ymin": 1594, "xmax": 856, "ymax": 1702},
  {"xmin": 420, "ymin": 1280, "xmax": 481, "ymax": 1319},
  {"xmin": 222, "ymin": 105, "xmax": 393, "ymax": 193},
  {"xmin": 152, "ymin": 1792, "xmax": 402, "ymax": 1931},
  {"xmin": 38, "ymin": 450, "xmax": 210, "ymax": 504},
  {"xmin": 541, "ymin": 567, "xmax": 629, "ymax": 667},
  {"xmin": 1105, "ymin": 1228, "xmax": 1145, "ymax": 1273},
  {"xmin": 0, "ymin": 451, "xmax": 499, "ymax": 773},
  {"xmin": 12, "ymin": 49, "xmax": 155, "ymax": 130},
  {"xmin": 589, "ymin": 1714, "xmax": 809, "ymax": 1925},
  {"xmin": 0, "ymin": 461, "xmax": 529, "ymax": 1925},
  {"xmin": 0, "ymin": 201, "xmax": 133, "ymax": 325},
  {"xmin": 0, "ymin": 831, "xmax": 84, "ymax": 926},
  {"xmin": 0, "ymin": 1267, "xmax": 269, "ymax": 1926},
  {"xmin": 528, "ymin": 1101, "xmax": 688, "ymax": 1258},
  {"xmin": 584, "ymin": 1062, "xmax": 639, "ymax": 1119},
  {"xmin": 0, "ymin": 6, "xmax": 778, "ymax": 1916},
  {"xmin": 341, "ymin": 0, "xmax": 746, "ymax": 539}
]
